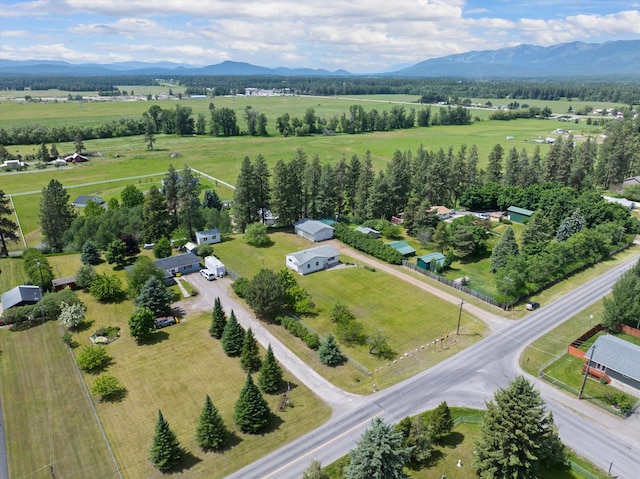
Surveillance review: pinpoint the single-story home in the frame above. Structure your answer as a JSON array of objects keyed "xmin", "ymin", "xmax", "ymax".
[
  {"xmin": 506, "ymin": 206, "xmax": 534, "ymax": 223},
  {"xmin": 623, "ymin": 175, "xmax": 640, "ymax": 189},
  {"xmin": 354, "ymin": 226, "xmax": 380, "ymax": 238},
  {"xmin": 417, "ymin": 252, "xmax": 446, "ymax": 271},
  {"xmin": 64, "ymin": 153, "xmax": 88, "ymax": 163},
  {"xmin": 429, "ymin": 206, "xmax": 453, "ymax": 220},
  {"xmin": 126, "ymin": 252, "xmax": 201, "ymax": 283},
  {"xmin": 1, "ymin": 159, "xmax": 26, "ymax": 170},
  {"xmin": 195, "ymin": 228, "xmax": 221, "ymax": 245},
  {"xmin": 1, "ymin": 285, "xmax": 42, "ymax": 311},
  {"xmin": 286, "ymin": 245, "xmax": 340, "ymax": 275},
  {"xmin": 387, "ymin": 240, "xmax": 416, "ymax": 257},
  {"xmin": 52, "ymin": 276, "xmax": 77, "ymax": 292},
  {"xmin": 585, "ymin": 335, "xmax": 640, "ymax": 390},
  {"xmin": 72, "ymin": 195, "xmax": 104, "ymax": 208},
  {"xmin": 294, "ymin": 219, "xmax": 335, "ymax": 242}
]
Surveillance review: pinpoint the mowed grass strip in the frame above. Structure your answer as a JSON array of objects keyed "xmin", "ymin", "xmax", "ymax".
[{"xmin": 0, "ymin": 321, "xmax": 116, "ymax": 479}]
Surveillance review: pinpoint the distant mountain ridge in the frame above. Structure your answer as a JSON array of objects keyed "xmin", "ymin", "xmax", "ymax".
[{"xmin": 1, "ymin": 40, "xmax": 638, "ymax": 78}]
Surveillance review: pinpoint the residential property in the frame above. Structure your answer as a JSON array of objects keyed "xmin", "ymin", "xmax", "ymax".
[
  {"xmin": 603, "ymin": 196, "xmax": 636, "ymax": 210},
  {"xmin": 1, "ymin": 159, "xmax": 26, "ymax": 170},
  {"xmin": 204, "ymin": 255, "xmax": 226, "ymax": 277},
  {"xmin": 429, "ymin": 205, "xmax": 453, "ymax": 220},
  {"xmin": 623, "ymin": 175, "xmax": 640, "ymax": 190},
  {"xmin": 354, "ymin": 226, "xmax": 380, "ymax": 238},
  {"xmin": 1, "ymin": 285, "xmax": 42, "ymax": 311},
  {"xmin": 286, "ymin": 245, "xmax": 340, "ymax": 275},
  {"xmin": 417, "ymin": 252, "xmax": 446, "ymax": 271},
  {"xmin": 585, "ymin": 335, "xmax": 640, "ymax": 390},
  {"xmin": 126, "ymin": 252, "xmax": 201, "ymax": 283},
  {"xmin": 294, "ymin": 218, "xmax": 335, "ymax": 242},
  {"xmin": 195, "ymin": 228, "xmax": 221, "ymax": 245},
  {"xmin": 506, "ymin": 206, "xmax": 534, "ymax": 223},
  {"xmin": 71, "ymin": 195, "xmax": 104, "ymax": 208},
  {"xmin": 258, "ymin": 208, "xmax": 279, "ymax": 227},
  {"xmin": 387, "ymin": 240, "xmax": 416, "ymax": 257},
  {"xmin": 182, "ymin": 242, "xmax": 198, "ymax": 253},
  {"xmin": 64, "ymin": 153, "xmax": 88, "ymax": 163},
  {"xmin": 52, "ymin": 276, "xmax": 77, "ymax": 292}
]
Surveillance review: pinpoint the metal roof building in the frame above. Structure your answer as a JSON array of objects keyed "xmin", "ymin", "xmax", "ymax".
[{"xmin": 586, "ymin": 335, "xmax": 640, "ymax": 389}]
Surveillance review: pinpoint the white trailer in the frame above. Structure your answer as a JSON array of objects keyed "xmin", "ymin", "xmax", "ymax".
[{"xmin": 204, "ymin": 256, "xmax": 226, "ymax": 277}]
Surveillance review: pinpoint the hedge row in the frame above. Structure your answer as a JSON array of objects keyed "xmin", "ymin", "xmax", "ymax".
[
  {"xmin": 334, "ymin": 224, "xmax": 403, "ymax": 265},
  {"xmin": 1, "ymin": 289, "xmax": 82, "ymax": 330},
  {"xmin": 274, "ymin": 316, "xmax": 320, "ymax": 350}
]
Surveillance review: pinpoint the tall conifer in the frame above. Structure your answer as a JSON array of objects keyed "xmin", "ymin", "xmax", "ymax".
[
  {"xmin": 221, "ymin": 310, "xmax": 244, "ymax": 356},
  {"xmin": 258, "ymin": 344, "xmax": 283, "ymax": 393},
  {"xmin": 149, "ymin": 410, "xmax": 182, "ymax": 471},
  {"xmin": 234, "ymin": 373, "xmax": 270, "ymax": 433},
  {"xmin": 196, "ymin": 395, "xmax": 228, "ymax": 451},
  {"xmin": 209, "ymin": 297, "xmax": 227, "ymax": 339}
]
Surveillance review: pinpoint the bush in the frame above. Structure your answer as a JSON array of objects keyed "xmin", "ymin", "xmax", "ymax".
[
  {"xmin": 232, "ymin": 277, "xmax": 250, "ymax": 298},
  {"xmin": 91, "ymin": 373, "xmax": 125, "ymax": 401},
  {"xmin": 76, "ymin": 345, "xmax": 111, "ymax": 373}
]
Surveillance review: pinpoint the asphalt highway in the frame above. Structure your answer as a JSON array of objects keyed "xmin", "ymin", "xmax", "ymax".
[{"xmin": 227, "ymin": 254, "xmax": 640, "ymax": 479}]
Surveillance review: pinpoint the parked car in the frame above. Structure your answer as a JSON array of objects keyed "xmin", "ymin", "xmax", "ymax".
[
  {"xmin": 155, "ymin": 316, "xmax": 178, "ymax": 328},
  {"xmin": 200, "ymin": 268, "xmax": 216, "ymax": 281},
  {"xmin": 526, "ymin": 301, "xmax": 540, "ymax": 311}
]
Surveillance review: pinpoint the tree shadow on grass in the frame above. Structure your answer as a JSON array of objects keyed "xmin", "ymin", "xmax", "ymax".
[
  {"xmin": 172, "ymin": 449, "xmax": 202, "ymax": 473},
  {"xmin": 100, "ymin": 387, "xmax": 128, "ymax": 403},
  {"xmin": 421, "ymin": 449, "xmax": 444, "ymax": 468},
  {"xmin": 137, "ymin": 330, "xmax": 169, "ymax": 346},
  {"xmin": 442, "ymin": 431, "xmax": 465, "ymax": 448},
  {"xmin": 73, "ymin": 319, "xmax": 94, "ymax": 333},
  {"xmin": 170, "ymin": 306, "xmax": 186, "ymax": 320},
  {"xmin": 261, "ymin": 413, "xmax": 285, "ymax": 434}
]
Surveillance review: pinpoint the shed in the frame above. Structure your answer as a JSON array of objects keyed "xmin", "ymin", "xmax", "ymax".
[
  {"xmin": 72, "ymin": 195, "xmax": 104, "ymax": 208},
  {"xmin": 387, "ymin": 240, "xmax": 416, "ymax": 257},
  {"xmin": 417, "ymin": 252, "xmax": 446, "ymax": 271},
  {"xmin": 1, "ymin": 285, "xmax": 42, "ymax": 310},
  {"xmin": 183, "ymin": 242, "xmax": 198, "ymax": 253},
  {"xmin": 52, "ymin": 276, "xmax": 77, "ymax": 292},
  {"xmin": 354, "ymin": 226, "xmax": 380, "ymax": 238},
  {"xmin": 585, "ymin": 335, "xmax": 640, "ymax": 390},
  {"xmin": 506, "ymin": 206, "xmax": 534, "ymax": 224},
  {"xmin": 195, "ymin": 228, "xmax": 221, "ymax": 245},
  {"xmin": 286, "ymin": 245, "xmax": 340, "ymax": 275},
  {"xmin": 294, "ymin": 219, "xmax": 335, "ymax": 242}
]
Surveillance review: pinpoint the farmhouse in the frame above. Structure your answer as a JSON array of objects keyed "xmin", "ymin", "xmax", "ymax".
[
  {"xmin": 387, "ymin": 240, "xmax": 416, "ymax": 257},
  {"xmin": 354, "ymin": 226, "xmax": 380, "ymax": 238},
  {"xmin": 294, "ymin": 218, "xmax": 335, "ymax": 242},
  {"xmin": 286, "ymin": 245, "xmax": 340, "ymax": 275},
  {"xmin": 64, "ymin": 153, "xmax": 88, "ymax": 163},
  {"xmin": 417, "ymin": 252, "xmax": 446, "ymax": 271},
  {"xmin": 506, "ymin": 206, "xmax": 534, "ymax": 223},
  {"xmin": 71, "ymin": 195, "xmax": 104, "ymax": 208},
  {"xmin": 126, "ymin": 252, "xmax": 201, "ymax": 283},
  {"xmin": 195, "ymin": 228, "xmax": 221, "ymax": 245},
  {"xmin": 1, "ymin": 285, "xmax": 42, "ymax": 311},
  {"xmin": 585, "ymin": 335, "xmax": 640, "ymax": 390}
]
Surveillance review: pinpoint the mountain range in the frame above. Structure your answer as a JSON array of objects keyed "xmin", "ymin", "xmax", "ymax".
[{"xmin": 1, "ymin": 40, "xmax": 638, "ymax": 78}]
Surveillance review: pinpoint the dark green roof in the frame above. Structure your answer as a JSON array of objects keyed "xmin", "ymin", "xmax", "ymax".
[{"xmin": 506, "ymin": 206, "xmax": 534, "ymax": 216}]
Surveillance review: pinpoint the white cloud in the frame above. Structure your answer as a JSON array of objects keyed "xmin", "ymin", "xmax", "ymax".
[{"xmin": 0, "ymin": 30, "xmax": 30, "ymax": 37}]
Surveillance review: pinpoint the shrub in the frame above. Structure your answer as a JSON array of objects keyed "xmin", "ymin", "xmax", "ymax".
[
  {"xmin": 232, "ymin": 277, "xmax": 250, "ymax": 298},
  {"xmin": 91, "ymin": 373, "xmax": 125, "ymax": 401},
  {"xmin": 76, "ymin": 345, "xmax": 111, "ymax": 373}
]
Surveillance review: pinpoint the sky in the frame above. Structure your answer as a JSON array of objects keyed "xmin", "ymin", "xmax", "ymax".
[{"xmin": 1, "ymin": 0, "xmax": 639, "ymax": 73}]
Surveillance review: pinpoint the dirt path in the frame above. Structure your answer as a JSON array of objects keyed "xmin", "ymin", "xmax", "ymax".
[{"xmin": 326, "ymin": 239, "xmax": 511, "ymax": 331}]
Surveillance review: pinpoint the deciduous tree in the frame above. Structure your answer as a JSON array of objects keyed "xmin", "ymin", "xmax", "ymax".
[
  {"xmin": 76, "ymin": 345, "xmax": 111, "ymax": 372},
  {"xmin": 127, "ymin": 256, "xmax": 165, "ymax": 297},
  {"xmin": 153, "ymin": 237, "xmax": 172, "ymax": 259},
  {"xmin": 121, "ymin": 184, "xmax": 145, "ymax": 208},
  {"xmin": 105, "ymin": 239, "xmax": 128, "ymax": 267},
  {"xmin": 89, "ymin": 273, "xmax": 123, "ymax": 302},
  {"xmin": 128, "ymin": 307, "xmax": 156, "ymax": 341},
  {"xmin": 91, "ymin": 373, "xmax": 125, "ymax": 401},
  {"xmin": 244, "ymin": 222, "xmax": 270, "ymax": 246},
  {"xmin": 302, "ymin": 460, "xmax": 329, "ymax": 479},
  {"xmin": 58, "ymin": 301, "xmax": 86, "ymax": 330},
  {"xmin": 245, "ymin": 268, "xmax": 286, "ymax": 319}
]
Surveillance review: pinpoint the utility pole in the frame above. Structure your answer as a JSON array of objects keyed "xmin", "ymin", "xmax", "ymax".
[
  {"xmin": 579, "ymin": 345, "xmax": 596, "ymax": 399},
  {"xmin": 456, "ymin": 299, "xmax": 463, "ymax": 335}
]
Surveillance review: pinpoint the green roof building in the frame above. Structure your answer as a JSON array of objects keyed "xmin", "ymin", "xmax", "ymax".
[
  {"xmin": 506, "ymin": 206, "xmax": 534, "ymax": 224},
  {"xmin": 417, "ymin": 253, "xmax": 446, "ymax": 271},
  {"xmin": 387, "ymin": 240, "xmax": 416, "ymax": 257}
]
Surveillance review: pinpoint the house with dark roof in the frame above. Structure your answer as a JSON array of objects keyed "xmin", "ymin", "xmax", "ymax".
[
  {"xmin": 294, "ymin": 219, "xmax": 335, "ymax": 242},
  {"xmin": 125, "ymin": 252, "xmax": 201, "ymax": 284},
  {"xmin": 585, "ymin": 335, "xmax": 640, "ymax": 390},
  {"xmin": 72, "ymin": 195, "xmax": 104, "ymax": 208},
  {"xmin": 506, "ymin": 206, "xmax": 534, "ymax": 223},
  {"xmin": 387, "ymin": 240, "xmax": 416, "ymax": 257},
  {"xmin": 286, "ymin": 245, "xmax": 340, "ymax": 275},
  {"xmin": 622, "ymin": 175, "xmax": 640, "ymax": 190},
  {"xmin": 1, "ymin": 285, "xmax": 42, "ymax": 311},
  {"xmin": 52, "ymin": 276, "xmax": 77, "ymax": 292},
  {"xmin": 417, "ymin": 252, "xmax": 446, "ymax": 271}
]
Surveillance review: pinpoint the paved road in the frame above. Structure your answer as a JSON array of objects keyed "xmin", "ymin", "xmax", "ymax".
[{"xmin": 226, "ymin": 253, "xmax": 640, "ymax": 479}]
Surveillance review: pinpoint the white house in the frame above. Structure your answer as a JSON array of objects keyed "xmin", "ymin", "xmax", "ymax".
[
  {"xmin": 294, "ymin": 219, "xmax": 334, "ymax": 242},
  {"xmin": 286, "ymin": 245, "xmax": 340, "ymax": 275},
  {"xmin": 195, "ymin": 228, "xmax": 221, "ymax": 245}
]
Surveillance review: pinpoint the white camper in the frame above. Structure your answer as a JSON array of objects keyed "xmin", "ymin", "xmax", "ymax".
[{"xmin": 204, "ymin": 256, "xmax": 226, "ymax": 277}]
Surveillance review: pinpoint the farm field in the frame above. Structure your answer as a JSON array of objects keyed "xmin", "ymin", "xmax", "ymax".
[{"xmin": 0, "ymin": 254, "xmax": 331, "ymax": 479}]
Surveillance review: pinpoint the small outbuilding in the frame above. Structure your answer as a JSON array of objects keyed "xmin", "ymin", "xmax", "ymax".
[
  {"xmin": 195, "ymin": 228, "xmax": 221, "ymax": 245},
  {"xmin": 585, "ymin": 335, "xmax": 640, "ymax": 390},
  {"xmin": 417, "ymin": 252, "xmax": 446, "ymax": 271},
  {"xmin": 1, "ymin": 285, "xmax": 42, "ymax": 311},
  {"xmin": 294, "ymin": 218, "xmax": 335, "ymax": 242},
  {"xmin": 506, "ymin": 206, "xmax": 534, "ymax": 224},
  {"xmin": 387, "ymin": 240, "xmax": 416, "ymax": 257},
  {"xmin": 354, "ymin": 226, "xmax": 380, "ymax": 238},
  {"xmin": 52, "ymin": 276, "xmax": 77, "ymax": 292},
  {"xmin": 72, "ymin": 195, "xmax": 104, "ymax": 208},
  {"xmin": 286, "ymin": 245, "xmax": 340, "ymax": 275}
]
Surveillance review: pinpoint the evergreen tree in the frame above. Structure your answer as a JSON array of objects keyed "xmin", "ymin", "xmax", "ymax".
[
  {"xmin": 473, "ymin": 376, "xmax": 567, "ymax": 479},
  {"xmin": 221, "ymin": 310, "xmax": 245, "ymax": 356},
  {"xmin": 433, "ymin": 221, "xmax": 450, "ymax": 253},
  {"xmin": 202, "ymin": 189, "xmax": 223, "ymax": 210},
  {"xmin": 120, "ymin": 184, "xmax": 145, "ymax": 208},
  {"xmin": 555, "ymin": 209, "xmax": 586, "ymax": 241},
  {"xmin": 128, "ymin": 307, "xmax": 156, "ymax": 340},
  {"xmin": 233, "ymin": 156, "xmax": 258, "ymax": 232},
  {"xmin": 490, "ymin": 226, "xmax": 519, "ymax": 273},
  {"xmin": 318, "ymin": 333, "xmax": 343, "ymax": 366},
  {"xmin": 163, "ymin": 164, "xmax": 180, "ymax": 228},
  {"xmin": 258, "ymin": 344, "xmax": 283, "ymax": 393},
  {"xmin": 39, "ymin": 179, "xmax": 76, "ymax": 252},
  {"xmin": 0, "ymin": 190, "xmax": 19, "ymax": 256},
  {"xmin": 253, "ymin": 154, "xmax": 271, "ymax": 223},
  {"xmin": 486, "ymin": 144, "xmax": 504, "ymax": 184},
  {"xmin": 209, "ymin": 297, "xmax": 227, "ymax": 338},
  {"xmin": 80, "ymin": 240, "xmax": 101, "ymax": 264},
  {"xmin": 429, "ymin": 401, "xmax": 454, "ymax": 444},
  {"xmin": 344, "ymin": 417, "xmax": 410, "ymax": 479},
  {"xmin": 195, "ymin": 394, "xmax": 228, "ymax": 451},
  {"xmin": 134, "ymin": 275, "xmax": 172, "ymax": 317},
  {"xmin": 142, "ymin": 185, "xmax": 170, "ymax": 243},
  {"xmin": 241, "ymin": 327, "xmax": 262, "ymax": 372},
  {"xmin": 105, "ymin": 239, "xmax": 128, "ymax": 267},
  {"xmin": 521, "ymin": 212, "xmax": 554, "ymax": 256},
  {"xmin": 149, "ymin": 410, "xmax": 182, "ymax": 471},
  {"xmin": 503, "ymin": 147, "xmax": 520, "ymax": 186},
  {"xmin": 234, "ymin": 372, "xmax": 271, "ymax": 434},
  {"xmin": 602, "ymin": 261, "xmax": 640, "ymax": 330},
  {"xmin": 177, "ymin": 165, "xmax": 201, "ymax": 238}
]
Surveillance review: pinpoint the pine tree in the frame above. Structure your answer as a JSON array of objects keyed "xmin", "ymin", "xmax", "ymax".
[
  {"xmin": 240, "ymin": 328, "xmax": 262, "ymax": 372},
  {"xmin": 490, "ymin": 225, "xmax": 519, "ymax": 273},
  {"xmin": 134, "ymin": 275, "xmax": 173, "ymax": 317},
  {"xmin": 142, "ymin": 185, "xmax": 170, "ymax": 243},
  {"xmin": 344, "ymin": 417, "xmax": 410, "ymax": 479},
  {"xmin": 221, "ymin": 310, "xmax": 245, "ymax": 356},
  {"xmin": 0, "ymin": 189, "xmax": 19, "ymax": 256},
  {"xmin": 195, "ymin": 394, "xmax": 228, "ymax": 451},
  {"xmin": 429, "ymin": 401, "xmax": 454, "ymax": 444},
  {"xmin": 80, "ymin": 240, "xmax": 101, "ymax": 265},
  {"xmin": 318, "ymin": 333, "xmax": 343, "ymax": 366},
  {"xmin": 473, "ymin": 376, "xmax": 567, "ymax": 479},
  {"xmin": 209, "ymin": 297, "xmax": 227, "ymax": 339},
  {"xmin": 258, "ymin": 344, "xmax": 283, "ymax": 393},
  {"xmin": 234, "ymin": 372, "xmax": 270, "ymax": 434},
  {"xmin": 149, "ymin": 410, "xmax": 182, "ymax": 471},
  {"xmin": 486, "ymin": 144, "xmax": 504, "ymax": 184},
  {"xmin": 38, "ymin": 179, "xmax": 76, "ymax": 252}
]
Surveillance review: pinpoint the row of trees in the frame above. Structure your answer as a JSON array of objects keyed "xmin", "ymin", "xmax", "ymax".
[{"xmin": 602, "ymin": 260, "xmax": 640, "ymax": 331}]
